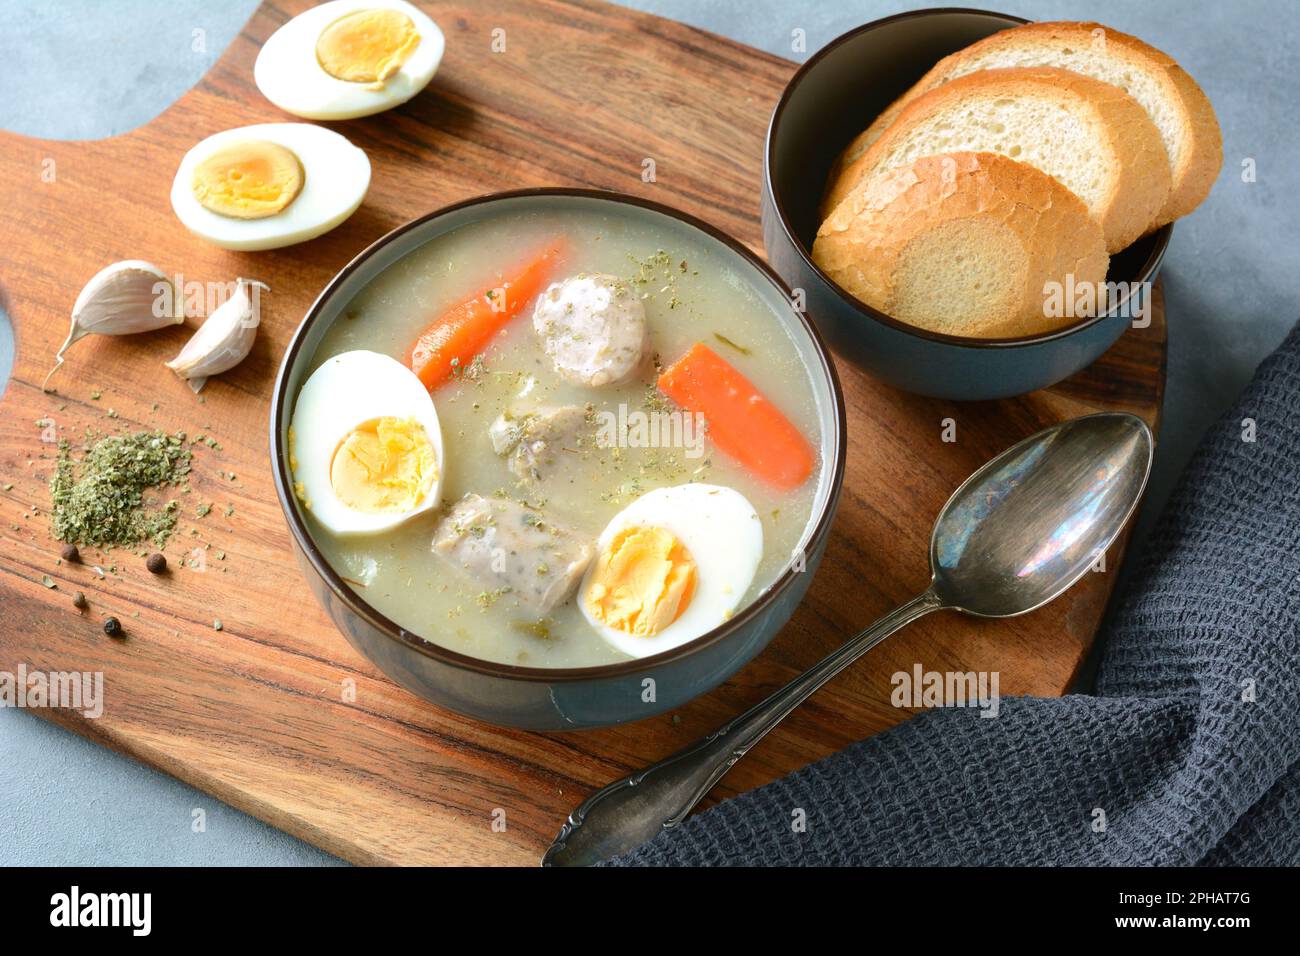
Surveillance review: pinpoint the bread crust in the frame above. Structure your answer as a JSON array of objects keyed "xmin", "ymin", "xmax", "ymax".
[
  {"xmin": 824, "ymin": 67, "xmax": 1171, "ymax": 253},
  {"xmin": 830, "ymin": 21, "xmax": 1221, "ymax": 223},
  {"xmin": 812, "ymin": 152, "xmax": 1109, "ymax": 338}
]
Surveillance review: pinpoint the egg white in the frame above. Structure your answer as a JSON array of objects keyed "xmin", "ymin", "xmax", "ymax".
[
  {"xmin": 580, "ymin": 484, "xmax": 763, "ymax": 659},
  {"xmin": 290, "ymin": 350, "xmax": 444, "ymax": 536},
  {"xmin": 254, "ymin": 0, "xmax": 445, "ymax": 120},
  {"xmin": 171, "ymin": 123, "xmax": 370, "ymax": 251}
]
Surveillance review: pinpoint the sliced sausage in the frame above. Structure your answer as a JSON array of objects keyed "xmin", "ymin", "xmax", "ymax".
[
  {"xmin": 488, "ymin": 404, "xmax": 591, "ymax": 483},
  {"xmin": 532, "ymin": 273, "xmax": 646, "ymax": 387},
  {"xmin": 432, "ymin": 493, "xmax": 592, "ymax": 613}
]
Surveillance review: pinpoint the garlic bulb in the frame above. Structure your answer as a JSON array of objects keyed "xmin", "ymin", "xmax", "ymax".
[
  {"xmin": 165, "ymin": 278, "xmax": 268, "ymax": 393},
  {"xmin": 43, "ymin": 260, "xmax": 180, "ymax": 391}
]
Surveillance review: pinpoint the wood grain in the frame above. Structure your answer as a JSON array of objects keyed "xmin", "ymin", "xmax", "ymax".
[{"xmin": 0, "ymin": 0, "xmax": 1165, "ymax": 866}]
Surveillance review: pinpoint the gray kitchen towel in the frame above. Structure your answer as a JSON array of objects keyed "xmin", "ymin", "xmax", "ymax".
[{"xmin": 610, "ymin": 323, "xmax": 1300, "ymax": 867}]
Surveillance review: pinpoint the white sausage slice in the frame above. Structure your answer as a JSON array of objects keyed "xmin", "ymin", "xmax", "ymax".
[
  {"xmin": 432, "ymin": 494, "xmax": 592, "ymax": 613},
  {"xmin": 532, "ymin": 273, "xmax": 646, "ymax": 388},
  {"xmin": 488, "ymin": 404, "xmax": 591, "ymax": 483}
]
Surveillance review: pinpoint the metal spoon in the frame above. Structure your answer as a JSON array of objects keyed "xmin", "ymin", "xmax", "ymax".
[{"xmin": 541, "ymin": 412, "xmax": 1154, "ymax": 867}]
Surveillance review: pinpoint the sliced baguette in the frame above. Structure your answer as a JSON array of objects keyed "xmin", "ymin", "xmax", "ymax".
[
  {"xmin": 812, "ymin": 152, "xmax": 1109, "ymax": 339},
  {"xmin": 836, "ymin": 21, "xmax": 1221, "ymax": 224},
  {"xmin": 823, "ymin": 67, "xmax": 1171, "ymax": 252}
]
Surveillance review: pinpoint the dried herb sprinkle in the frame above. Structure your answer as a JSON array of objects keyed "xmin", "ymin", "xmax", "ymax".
[{"xmin": 50, "ymin": 431, "xmax": 191, "ymax": 548}]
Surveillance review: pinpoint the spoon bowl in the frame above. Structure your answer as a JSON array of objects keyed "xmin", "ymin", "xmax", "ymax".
[{"xmin": 931, "ymin": 414, "xmax": 1153, "ymax": 617}]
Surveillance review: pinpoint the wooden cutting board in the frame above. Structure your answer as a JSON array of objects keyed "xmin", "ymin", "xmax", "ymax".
[{"xmin": 0, "ymin": 0, "xmax": 1164, "ymax": 866}]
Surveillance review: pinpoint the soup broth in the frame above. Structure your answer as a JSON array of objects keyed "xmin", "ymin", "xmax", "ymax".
[{"xmin": 300, "ymin": 201, "xmax": 825, "ymax": 668}]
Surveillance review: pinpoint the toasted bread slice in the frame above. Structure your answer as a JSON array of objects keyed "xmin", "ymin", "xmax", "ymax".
[
  {"xmin": 824, "ymin": 67, "xmax": 1170, "ymax": 252},
  {"xmin": 835, "ymin": 21, "xmax": 1220, "ymax": 223},
  {"xmin": 812, "ymin": 152, "xmax": 1109, "ymax": 339}
]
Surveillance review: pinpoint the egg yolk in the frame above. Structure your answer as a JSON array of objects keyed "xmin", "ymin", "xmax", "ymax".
[
  {"xmin": 584, "ymin": 526, "xmax": 697, "ymax": 638},
  {"xmin": 191, "ymin": 140, "xmax": 304, "ymax": 220},
  {"xmin": 330, "ymin": 416, "xmax": 437, "ymax": 514},
  {"xmin": 316, "ymin": 8, "xmax": 421, "ymax": 86}
]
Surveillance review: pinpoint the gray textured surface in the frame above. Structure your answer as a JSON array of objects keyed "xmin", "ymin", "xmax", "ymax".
[{"xmin": 0, "ymin": 0, "xmax": 1295, "ymax": 866}]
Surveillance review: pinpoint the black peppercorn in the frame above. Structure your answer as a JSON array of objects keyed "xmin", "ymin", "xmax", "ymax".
[
  {"xmin": 73, "ymin": 591, "xmax": 87, "ymax": 610},
  {"xmin": 103, "ymin": 617, "xmax": 123, "ymax": 638},
  {"xmin": 146, "ymin": 553, "xmax": 167, "ymax": 574},
  {"xmin": 61, "ymin": 543, "xmax": 80, "ymax": 563}
]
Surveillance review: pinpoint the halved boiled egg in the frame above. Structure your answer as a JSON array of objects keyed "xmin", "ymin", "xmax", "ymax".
[
  {"xmin": 290, "ymin": 350, "xmax": 444, "ymax": 536},
  {"xmin": 171, "ymin": 123, "xmax": 370, "ymax": 250},
  {"xmin": 254, "ymin": 0, "xmax": 445, "ymax": 120},
  {"xmin": 580, "ymin": 484, "xmax": 763, "ymax": 658}
]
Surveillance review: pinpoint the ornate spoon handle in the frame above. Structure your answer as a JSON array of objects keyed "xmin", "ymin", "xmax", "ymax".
[{"xmin": 542, "ymin": 589, "xmax": 942, "ymax": 866}]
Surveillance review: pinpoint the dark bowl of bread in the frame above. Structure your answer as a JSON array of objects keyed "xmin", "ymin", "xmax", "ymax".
[{"xmin": 762, "ymin": 9, "xmax": 1221, "ymax": 400}]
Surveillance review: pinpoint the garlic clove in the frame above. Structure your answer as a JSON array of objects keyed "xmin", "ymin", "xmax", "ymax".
[
  {"xmin": 44, "ymin": 260, "xmax": 180, "ymax": 391},
  {"xmin": 165, "ymin": 278, "xmax": 268, "ymax": 393}
]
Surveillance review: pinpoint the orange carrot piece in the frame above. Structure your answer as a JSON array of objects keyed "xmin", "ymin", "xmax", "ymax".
[
  {"xmin": 408, "ymin": 240, "xmax": 565, "ymax": 389},
  {"xmin": 658, "ymin": 342, "xmax": 816, "ymax": 490}
]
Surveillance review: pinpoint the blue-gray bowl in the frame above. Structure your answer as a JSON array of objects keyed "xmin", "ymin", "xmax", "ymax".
[
  {"xmin": 270, "ymin": 189, "xmax": 846, "ymax": 731},
  {"xmin": 762, "ymin": 8, "xmax": 1171, "ymax": 401}
]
